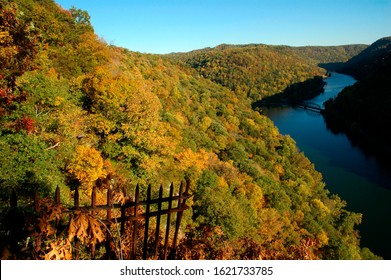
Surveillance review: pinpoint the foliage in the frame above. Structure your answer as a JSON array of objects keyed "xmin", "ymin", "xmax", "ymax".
[
  {"xmin": 0, "ymin": 133, "xmax": 63, "ymax": 199},
  {"xmin": 257, "ymin": 76, "xmax": 325, "ymax": 106},
  {"xmin": 0, "ymin": 0, "xmax": 380, "ymax": 260},
  {"xmin": 169, "ymin": 44, "xmax": 327, "ymax": 101},
  {"xmin": 0, "ymin": 1, "xmax": 38, "ymax": 89},
  {"xmin": 67, "ymin": 145, "xmax": 108, "ymax": 190},
  {"xmin": 293, "ymin": 45, "xmax": 367, "ymax": 71}
]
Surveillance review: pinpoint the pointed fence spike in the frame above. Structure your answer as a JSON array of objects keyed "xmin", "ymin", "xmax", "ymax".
[
  {"xmin": 34, "ymin": 190, "xmax": 40, "ymax": 212},
  {"xmin": 55, "ymin": 185, "xmax": 60, "ymax": 205},
  {"xmin": 91, "ymin": 187, "xmax": 96, "ymax": 207},
  {"xmin": 172, "ymin": 182, "xmax": 185, "ymax": 258},
  {"xmin": 170, "ymin": 182, "xmax": 174, "ymax": 195},
  {"xmin": 154, "ymin": 185, "xmax": 164, "ymax": 259},
  {"xmin": 159, "ymin": 184, "xmax": 164, "ymax": 198},
  {"xmin": 74, "ymin": 188, "xmax": 79, "ymax": 209},
  {"xmin": 185, "ymin": 179, "xmax": 190, "ymax": 193},
  {"xmin": 10, "ymin": 190, "xmax": 17, "ymax": 208},
  {"xmin": 123, "ymin": 185, "xmax": 127, "ymax": 198},
  {"xmin": 107, "ymin": 188, "xmax": 112, "ymax": 219},
  {"xmin": 120, "ymin": 185, "xmax": 129, "ymax": 237},
  {"xmin": 179, "ymin": 181, "xmax": 184, "ymax": 204},
  {"xmin": 130, "ymin": 184, "xmax": 140, "ymax": 259},
  {"xmin": 163, "ymin": 183, "xmax": 175, "ymax": 260},
  {"xmin": 143, "ymin": 184, "xmax": 152, "ymax": 259},
  {"xmin": 135, "ymin": 184, "xmax": 139, "ymax": 202}
]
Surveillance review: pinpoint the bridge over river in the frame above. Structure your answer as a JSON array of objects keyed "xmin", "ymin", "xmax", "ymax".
[
  {"xmin": 257, "ymin": 100, "xmax": 324, "ymax": 113},
  {"xmin": 292, "ymin": 101, "xmax": 323, "ymax": 113}
]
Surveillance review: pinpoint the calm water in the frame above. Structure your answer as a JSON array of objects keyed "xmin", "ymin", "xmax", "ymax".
[{"xmin": 263, "ymin": 72, "xmax": 391, "ymax": 259}]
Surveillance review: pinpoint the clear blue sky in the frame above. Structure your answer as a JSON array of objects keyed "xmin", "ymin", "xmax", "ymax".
[{"xmin": 56, "ymin": 0, "xmax": 391, "ymax": 54}]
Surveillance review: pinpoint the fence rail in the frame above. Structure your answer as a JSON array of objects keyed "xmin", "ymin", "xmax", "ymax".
[{"xmin": 8, "ymin": 181, "xmax": 191, "ymax": 260}]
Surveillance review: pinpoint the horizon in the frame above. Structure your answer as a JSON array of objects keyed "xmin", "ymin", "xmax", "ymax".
[{"xmin": 55, "ymin": 0, "xmax": 391, "ymax": 54}]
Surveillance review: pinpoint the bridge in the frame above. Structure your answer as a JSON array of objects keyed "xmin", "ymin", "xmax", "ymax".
[
  {"xmin": 293, "ymin": 101, "xmax": 324, "ymax": 113},
  {"xmin": 255, "ymin": 100, "xmax": 324, "ymax": 114}
]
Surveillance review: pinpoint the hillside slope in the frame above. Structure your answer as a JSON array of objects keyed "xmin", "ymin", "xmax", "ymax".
[
  {"xmin": 324, "ymin": 37, "xmax": 391, "ymax": 161},
  {"xmin": 338, "ymin": 36, "xmax": 391, "ymax": 79},
  {"xmin": 169, "ymin": 44, "xmax": 325, "ymax": 101},
  {"xmin": 293, "ymin": 44, "xmax": 368, "ymax": 64},
  {"xmin": 0, "ymin": 0, "xmax": 379, "ymax": 259},
  {"xmin": 169, "ymin": 43, "xmax": 366, "ymax": 101}
]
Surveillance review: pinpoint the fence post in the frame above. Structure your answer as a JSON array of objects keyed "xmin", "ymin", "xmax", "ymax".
[
  {"xmin": 55, "ymin": 186, "xmax": 60, "ymax": 205},
  {"xmin": 91, "ymin": 186, "xmax": 97, "ymax": 215},
  {"xmin": 90, "ymin": 187, "xmax": 97, "ymax": 259},
  {"xmin": 107, "ymin": 188, "xmax": 112, "ymax": 220},
  {"xmin": 54, "ymin": 186, "xmax": 61, "ymax": 229},
  {"xmin": 163, "ymin": 183, "xmax": 174, "ymax": 260},
  {"xmin": 33, "ymin": 190, "xmax": 42, "ymax": 255},
  {"xmin": 171, "ymin": 182, "xmax": 184, "ymax": 259},
  {"xmin": 131, "ymin": 185, "xmax": 140, "ymax": 259},
  {"xmin": 153, "ymin": 185, "xmax": 163, "ymax": 259},
  {"xmin": 120, "ymin": 186, "xmax": 126, "ymax": 236},
  {"xmin": 105, "ymin": 188, "xmax": 113, "ymax": 259},
  {"xmin": 10, "ymin": 190, "xmax": 17, "ymax": 208},
  {"xmin": 130, "ymin": 184, "xmax": 140, "ymax": 260},
  {"xmin": 8, "ymin": 180, "xmax": 191, "ymax": 260},
  {"xmin": 8, "ymin": 190, "xmax": 18, "ymax": 254},
  {"xmin": 74, "ymin": 188, "xmax": 80, "ymax": 209},
  {"xmin": 74, "ymin": 188, "xmax": 80, "ymax": 260},
  {"xmin": 34, "ymin": 190, "xmax": 40, "ymax": 212},
  {"xmin": 142, "ymin": 185, "xmax": 152, "ymax": 260}
]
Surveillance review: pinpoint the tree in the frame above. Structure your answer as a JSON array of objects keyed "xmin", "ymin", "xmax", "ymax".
[
  {"xmin": 0, "ymin": 2, "xmax": 37, "ymax": 87},
  {"xmin": 1, "ymin": 2, "xmax": 38, "ymax": 116},
  {"xmin": 70, "ymin": 7, "xmax": 93, "ymax": 29},
  {"xmin": 67, "ymin": 145, "xmax": 108, "ymax": 191}
]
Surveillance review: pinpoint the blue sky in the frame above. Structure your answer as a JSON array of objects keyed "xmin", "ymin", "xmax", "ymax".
[{"xmin": 56, "ymin": 0, "xmax": 391, "ymax": 54}]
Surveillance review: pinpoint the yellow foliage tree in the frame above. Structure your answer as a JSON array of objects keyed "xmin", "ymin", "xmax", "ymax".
[
  {"xmin": 67, "ymin": 145, "xmax": 108, "ymax": 190},
  {"xmin": 176, "ymin": 148, "xmax": 210, "ymax": 172}
]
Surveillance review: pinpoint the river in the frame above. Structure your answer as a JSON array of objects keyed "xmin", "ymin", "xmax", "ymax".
[{"xmin": 262, "ymin": 72, "xmax": 391, "ymax": 259}]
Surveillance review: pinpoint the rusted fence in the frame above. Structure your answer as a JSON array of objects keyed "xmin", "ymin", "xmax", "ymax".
[{"xmin": 7, "ymin": 181, "xmax": 191, "ymax": 260}]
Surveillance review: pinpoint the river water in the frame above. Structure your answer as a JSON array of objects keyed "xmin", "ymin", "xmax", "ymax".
[{"xmin": 262, "ymin": 72, "xmax": 391, "ymax": 259}]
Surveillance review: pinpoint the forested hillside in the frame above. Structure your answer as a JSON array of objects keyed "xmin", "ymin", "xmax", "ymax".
[
  {"xmin": 169, "ymin": 43, "xmax": 366, "ymax": 101},
  {"xmin": 324, "ymin": 37, "xmax": 391, "ymax": 161},
  {"xmin": 292, "ymin": 45, "xmax": 367, "ymax": 70},
  {"xmin": 338, "ymin": 36, "xmax": 391, "ymax": 79},
  {"xmin": 0, "ymin": 0, "xmax": 379, "ymax": 259}
]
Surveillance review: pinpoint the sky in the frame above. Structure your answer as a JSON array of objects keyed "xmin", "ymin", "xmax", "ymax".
[{"xmin": 55, "ymin": 0, "xmax": 391, "ymax": 54}]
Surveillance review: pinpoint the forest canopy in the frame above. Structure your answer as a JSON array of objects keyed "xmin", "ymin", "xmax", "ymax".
[{"xmin": 0, "ymin": 0, "xmax": 379, "ymax": 260}]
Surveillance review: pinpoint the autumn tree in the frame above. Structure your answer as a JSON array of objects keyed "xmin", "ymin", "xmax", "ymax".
[
  {"xmin": 67, "ymin": 145, "xmax": 108, "ymax": 191},
  {"xmin": 0, "ymin": 1, "xmax": 38, "ymax": 116}
]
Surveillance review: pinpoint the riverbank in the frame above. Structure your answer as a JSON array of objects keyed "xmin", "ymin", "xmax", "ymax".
[
  {"xmin": 253, "ymin": 76, "xmax": 326, "ymax": 108},
  {"xmin": 323, "ymin": 71, "xmax": 391, "ymax": 166}
]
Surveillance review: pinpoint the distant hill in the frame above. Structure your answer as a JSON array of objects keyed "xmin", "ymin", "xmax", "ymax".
[
  {"xmin": 292, "ymin": 45, "xmax": 368, "ymax": 71},
  {"xmin": 324, "ymin": 37, "xmax": 391, "ymax": 160},
  {"xmin": 338, "ymin": 36, "xmax": 391, "ymax": 79},
  {"xmin": 169, "ymin": 44, "xmax": 366, "ymax": 101}
]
